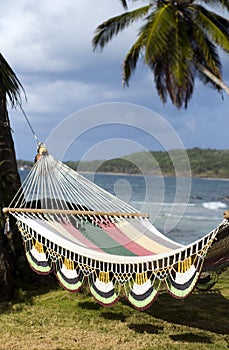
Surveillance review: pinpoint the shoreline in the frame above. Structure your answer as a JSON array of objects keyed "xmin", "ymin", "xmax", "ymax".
[
  {"xmin": 77, "ymin": 170, "xmax": 229, "ymax": 181},
  {"xmin": 19, "ymin": 167, "xmax": 229, "ymax": 181}
]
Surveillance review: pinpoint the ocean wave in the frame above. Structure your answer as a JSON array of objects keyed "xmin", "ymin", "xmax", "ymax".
[
  {"xmin": 163, "ymin": 212, "xmax": 221, "ymax": 221},
  {"xmin": 202, "ymin": 201, "xmax": 227, "ymax": 210},
  {"xmin": 131, "ymin": 201, "xmax": 195, "ymax": 207}
]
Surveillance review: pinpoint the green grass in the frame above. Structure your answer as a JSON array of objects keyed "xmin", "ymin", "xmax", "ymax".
[{"xmin": 0, "ymin": 269, "xmax": 228, "ymax": 350}]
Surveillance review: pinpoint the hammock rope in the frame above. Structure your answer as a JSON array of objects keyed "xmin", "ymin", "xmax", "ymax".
[
  {"xmin": 3, "ymin": 147, "xmax": 229, "ymax": 310},
  {"xmin": 20, "ymin": 105, "xmax": 40, "ymax": 146}
]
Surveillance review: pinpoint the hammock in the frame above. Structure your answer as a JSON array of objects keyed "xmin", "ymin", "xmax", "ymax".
[{"xmin": 3, "ymin": 146, "xmax": 229, "ymax": 310}]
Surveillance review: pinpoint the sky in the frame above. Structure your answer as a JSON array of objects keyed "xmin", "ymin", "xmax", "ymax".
[{"xmin": 1, "ymin": 0, "xmax": 229, "ymax": 162}]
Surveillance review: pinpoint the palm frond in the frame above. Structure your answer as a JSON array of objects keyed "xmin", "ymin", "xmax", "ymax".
[
  {"xmin": 194, "ymin": 33, "xmax": 222, "ymax": 92},
  {"xmin": 192, "ymin": 25, "xmax": 222, "ymax": 76},
  {"xmin": 150, "ymin": 16, "xmax": 195, "ymax": 110},
  {"xmin": 153, "ymin": 59, "xmax": 168, "ymax": 105},
  {"xmin": 166, "ymin": 65, "xmax": 194, "ymax": 109},
  {"xmin": 92, "ymin": 5, "xmax": 151, "ymax": 50},
  {"xmin": 205, "ymin": 11, "xmax": 229, "ymax": 32},
  {"xmin": 144, "ymin": 4, "xmax": 177, "ymax": 64},
  {"xmin": 0, "ymin": 53, "xmax": 26, "ymax": 108},
  {"xmin": 170, "ymin": 11, "xmax": 191, "ymax": 80},
  {"xmin": 120, "ymin": 0, "xmax": 128, "ymax": 10},
  {"xmin": 193, "ymin": 5, "xmax": 229, "ymax": 52},
  {"xmin": 122, "ymin": 34, "xmax": 145, "ymax": 86},
  {"xmin": 153, "ymin": 56, "xmax": 194, "ymax": 108},
  {"xmin": 199, "ymin": 0, "xmax": 229, "ymax": 12},
  {"xmin": 120, "ymin": 0, "xmax": 148, "ymax": 7}
]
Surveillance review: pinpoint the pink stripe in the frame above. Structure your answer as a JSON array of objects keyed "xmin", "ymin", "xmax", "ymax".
[
  {"xmin": 98, "ymin": 222, "xmax": 154, "ymax": 256},
  {"xmin": 62, "ymin": 222, "xmax": 103, "ymax": 252}
]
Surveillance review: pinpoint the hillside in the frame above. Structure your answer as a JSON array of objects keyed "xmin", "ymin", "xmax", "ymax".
[{"xmin": 17, "ymin": 148, "xmax": 229, "ymax": 178}]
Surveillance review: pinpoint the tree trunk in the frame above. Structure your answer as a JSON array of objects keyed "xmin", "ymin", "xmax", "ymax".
[
  {"xmin": 0, "ymin": 91, "xmax": 28, "ymax": 300},
  {"xmin": 197, "ymin": 63, "xmax": 229, "ymax": 95}
]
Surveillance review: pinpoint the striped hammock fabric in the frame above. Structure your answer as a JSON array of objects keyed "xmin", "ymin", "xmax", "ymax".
[{"xmin": 4, "ymin": 150, "xmax": 229, "ymax": 310}]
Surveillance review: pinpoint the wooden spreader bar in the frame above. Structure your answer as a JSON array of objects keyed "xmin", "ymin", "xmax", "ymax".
[{"xmin": 3, "ymin": 207, "xmax": 149, "ymax": 218}]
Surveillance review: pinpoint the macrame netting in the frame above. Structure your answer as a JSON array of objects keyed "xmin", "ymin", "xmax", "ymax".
[{"xmin": 4, "ymin": 151, "xmax": 229, "ymax": 310}]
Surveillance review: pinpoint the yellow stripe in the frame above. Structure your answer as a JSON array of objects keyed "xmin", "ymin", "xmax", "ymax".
[{"xmin": 116, "ymin": 221, "xmax": 171, "ymax": 254}]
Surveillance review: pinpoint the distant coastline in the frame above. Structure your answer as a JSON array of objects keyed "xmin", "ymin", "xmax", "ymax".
[
  {"xmin": 77, "ymin": 170, "xmax": 229, "ymax": 181},
  {"xmin": 17, "ymin": 147, "xmax": 229, "ymax": 180}
]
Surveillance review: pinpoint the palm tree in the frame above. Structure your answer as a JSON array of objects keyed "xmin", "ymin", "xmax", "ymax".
[
  {"xmin": 0, "ymin": 53, "xmax": 27, "ymax": 300},
  {"xmin": 92, "ymin": 0, "xmax": 229, "ymax": 108}
]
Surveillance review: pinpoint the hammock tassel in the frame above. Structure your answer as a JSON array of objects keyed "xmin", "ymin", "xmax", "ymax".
[{"xmin": 4, "ymin": 215, "xmax": 11, "ymax": 236}]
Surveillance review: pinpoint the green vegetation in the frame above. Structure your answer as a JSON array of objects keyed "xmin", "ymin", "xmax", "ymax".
[
  {"xmin": 0, "ymin": 269, "xmax": 228, "ymax": 349},
  {"xmin": 18, "ymin": 148, "xmax": 229, "ymax": 179},
  {"xmin": 187, "ymin": 148, "xmax": 229, "ymax": 178},
  {"xmin": 17, "ymin": 159, "xmax": 34, "ymax": 169}
]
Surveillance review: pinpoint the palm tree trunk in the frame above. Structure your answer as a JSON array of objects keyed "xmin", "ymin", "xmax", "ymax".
[
  {"xmin": 197, "ymin": 63, "xmax": 229, "ymax": 95},
  {"xmin": 0, "ymin": 90, "xmax": 27, "ymax": 300}
]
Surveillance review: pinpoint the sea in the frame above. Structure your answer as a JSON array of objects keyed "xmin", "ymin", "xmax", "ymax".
[{"xmin": 19, "ymin": 170, "xmax": 229, "ymax": 246}]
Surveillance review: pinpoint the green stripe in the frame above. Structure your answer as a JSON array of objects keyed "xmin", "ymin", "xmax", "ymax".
[
  {"xmin": 127, "ymin": 289, "xmax": 158, "ymax": 310},
  {"xmin": 26, "ymin": 252, "xmax": 51, "ymax": 274},
  {"xmin": 78, "ymin": 222, "xmax": 136, "ymax": 256},
  {"xmin": 89, "ymin": 285, "xmax": 118, "ymax": 305},
  {"xmin": 166, "ymin": 274, "xmax": 200, "ymax": 298},
  {"xmin": 56, "ymin": 271, "xmax": 83, "ymax": 291}
]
